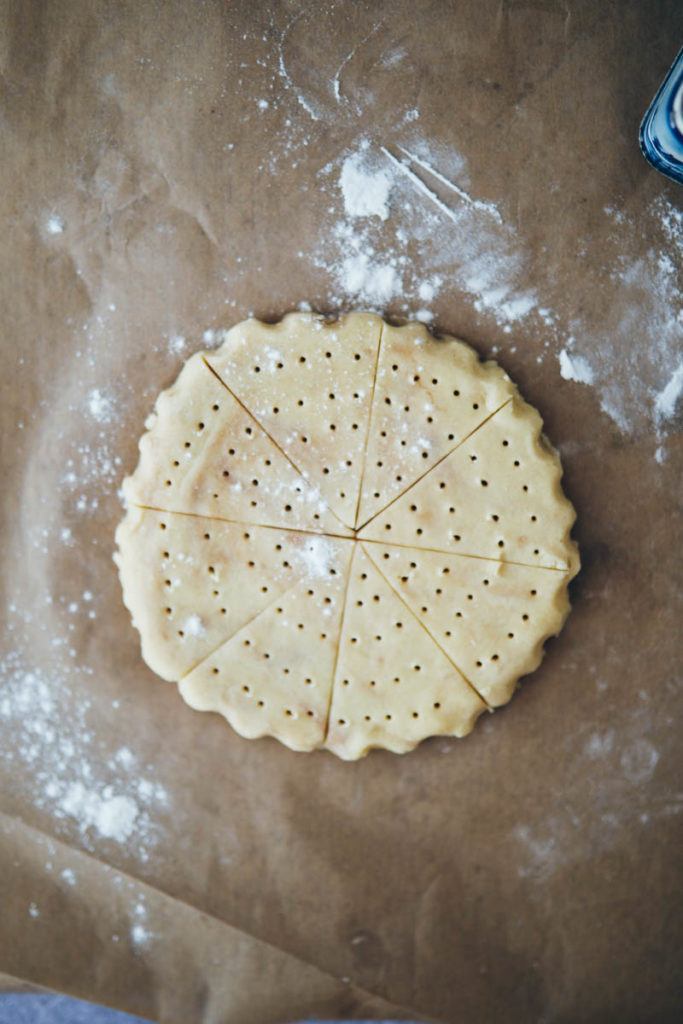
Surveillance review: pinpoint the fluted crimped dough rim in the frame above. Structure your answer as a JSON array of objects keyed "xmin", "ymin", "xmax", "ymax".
[{"xmin": 115, "ymin": 312, "xmax": 579, "ymax": 759}]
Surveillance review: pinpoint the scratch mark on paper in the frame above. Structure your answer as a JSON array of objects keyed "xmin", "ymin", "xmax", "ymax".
[
  {"xmin": 277, "ymin": 4, "xmax": 321, "ymax": 121},
  {"xmin": 396, "ymin": 144, "xmax": 504, "ymax": 225},
  {"xmin": 381, "ymin": 146, "xmax": 469, "ymax": 230},
  {"xmin": 332, "ymin": 21, "xmax": 384, "ymax": 109},
  {"xmin": 620, "ymin": 739, "xmax": 660, "ymax": 785}
]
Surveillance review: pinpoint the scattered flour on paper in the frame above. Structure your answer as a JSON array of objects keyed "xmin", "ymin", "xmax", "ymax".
[
  {"xmin": 2, "ymin": 816, "xmax": 161, "ymax": 947},
  {"xmin": 620, "ymin": 739, "xmax": 660, "ymax": 785},
  {"xmin": 269, "ymin": 35, "xmax": 681, "ymax": 446},
  {"xmin": 340, "ymin": 147, "xmax": 393, "ymax": 220},
  {"xmin": 584, "ymin": 730, "xmax": 615, "ymax": 759},
  {"xmin": 46, "ymin": 214, "xmax": 64, "ymax": 235},
  {"xmin": 61, "ymin": 442, "xmax": 122, "ymax": 496},
  {"xmin": 418, "ymin": 279, "xmax": 439, "ymax": 303},
  {"xmin": 330, "ymin": 230, "xmax": 402, "ymax": 306},
  {"xmin": 653, "ymin": 362, "xmax": 683, "ymax": 425},
  {"xmin": 130, "ymin": 899, "xmax": 153, "ymax": 946},
  {"xmin": 59, "ymin": 784, "xmax": 139, "ymax": 842},
  {"xmin": 5, "ymin": 358, "xmax": 170, "ymax": 858},
  {"xmin": 131, "ymin": 922, "xmax": 151, "ymax": 945},
  {"xmin": 0, "ymin": 649, "xmax": 168, "ymax": 857},
  {"xmin": 512, "ymin": 718, "xmax": 667, "ymax": 884},
  {"xmin": 313, "ymin": 137, "xmax": 682, "ymax": 450},
  {"xmin": 86, "ymin": 387, "xmax": 115, "ymax": 424},
  {"xmin": 316, "ymin": 137, "xmax": 538, "ymax": 321},
  {"xmin": 558, "ymin": 348, "xmax": 595, "ymax": 386},
  {"xmin": 556, "ymin": 197, "xmax": 683, "ymax": 440},
  {"xmin": 168, "ymin": 333, "xmax": 187, "ymax": 355},
  {"xmin": 201, "ymin": 327, "xmax": 224, "ymax": 348},
  {"xmin": 415, "ymin": 308, "xmax": 434, "ymax": 323},
  {"xmin": 50, "ymin": 385, "xmax": 125, "ymax": 507}
]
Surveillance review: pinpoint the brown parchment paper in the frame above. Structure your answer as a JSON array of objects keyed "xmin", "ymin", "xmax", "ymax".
[{"xmin": 1, "ymin": 1, "xmax": 682, "ymax": 1022}]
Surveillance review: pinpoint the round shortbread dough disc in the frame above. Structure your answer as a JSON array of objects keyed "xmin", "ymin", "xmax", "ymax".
[{"xmin": 115, "ymin": 312, "xmax": 579, "ymax": 760}]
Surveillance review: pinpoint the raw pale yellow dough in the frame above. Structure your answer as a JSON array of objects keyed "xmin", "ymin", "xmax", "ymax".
[{"xmin": 115, "ymin": 312, "xmax": 579, "ymax": 759}]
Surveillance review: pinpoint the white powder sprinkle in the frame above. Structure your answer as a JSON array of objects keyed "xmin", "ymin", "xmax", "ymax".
[
  {"xmin": 182, "ymin": 614, "xmax": 206, "ymax": 637},
  {"xmin": 340, "ymin": 149, "xmax": 393, "ymax": 220},
  {"xmin": 1, "ymin": 653, "xmax": 168, "ymax": 855},
  {"xmin": 137, "ymin": 778, "xmax": 168, "ymax": 803},
  {"xmin": 496, "ymin": 293, "xmax": 537, "ymax": 321},
  {"xmin": 620, "ymin": 740, "xmax": 660, "ymax": 785},
  {"xmin": 61, "ymin": 444, "xmax": 122, "ymax": 491},
  {"xmin": 60, "ymin": 868, "xmax": 77, "ymax": 886},
  {"xmin": 317, "ymin": 140, "xmax": 541, "ymax": 322},
  {"xmin": 137, "ymin": 780, "xmax": 154, "ymax": 801},
  {"xmin": 604, "ymin": 204, "xmax": 625, "ymax": 225},
  {"xmin": 585, "ymin": 730, "xmax": 615, "ymax": 758},
  {"xmin": 599, "ymin": 395, "xmax": 631, "ymax": 433},
  {"xmin": 338, "ymin": 251, "xmax": 401, "ymax": 304},
  {"xmin": 418, "ymin": 280, "xmax": 438, "ymax": 303},
  {"xmin": 28, "ymin": 902, "xmax": 40, "ymax": 918},
  {"xmin": 581, "ymin": 197, "xmax": 683, "ymax": 433},
  {"xmin": 514, "ymin": 823, "xmax": 557, "ymax": 878},
  {"xmin": 653, "ymin": 362, "xmax": 683, "ymax": 424},
  {"xmin": 558, "ymin": 348, "xmax": 596, "ymax": 386},
  {"xmin": 263, "ymin": 345, "xmax": 285, "ymax": 370},
  {"xmin": 168, "ymin": 334, "xmax": 187, "ymax": 355},
  {"xmin": 115, "ymin": 746, "xmax": 135, "ymax": 770},
  {"xmin": 131, "ymin": 923, "xmax": 151, "ymax": 945},
  {"xmin": 86, "ymin": 388, "xmax": 115, "ymax": 424},
  {"xmin": 59, "ymin": 782, "xmax": 139, "ymax": 842},
  {"xmin": 46, "ymin": 215, "xmax": 64, "ymax": 235},
  {"xmin": 296, "ymin": 535, "xmax": 336, "ymax": 578},
  {"xmin": 314, "ymin": 139, "xmax": 682, "ymax": 439}
]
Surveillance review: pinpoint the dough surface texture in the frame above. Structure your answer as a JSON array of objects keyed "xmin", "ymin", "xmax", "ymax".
[{"xmin": 116, "ymin": 312, "xmax": 579, "ymax": 759}]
